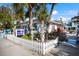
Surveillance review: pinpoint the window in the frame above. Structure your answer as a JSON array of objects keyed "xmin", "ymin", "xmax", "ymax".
[{"xmin": 71, "ymin": 27, "xmax": 75, "ymax": 30}]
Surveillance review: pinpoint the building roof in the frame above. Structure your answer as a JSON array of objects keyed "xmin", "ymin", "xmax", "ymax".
[
  {"xmin": 50, "ymin": 21, "xmax": 62, "ymax": 26},
  {"xmin": 72, "ymin": 16, "xmax": 79, "ymax": 22}
]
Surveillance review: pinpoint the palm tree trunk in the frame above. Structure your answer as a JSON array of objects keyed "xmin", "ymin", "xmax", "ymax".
[
  {"xmin": 29, "ymin": 4, "xmax": 33, "ymax": 40},
  {"xmin": 48, "ymin": 4, "xmax": 55, "ymax": 23},
  {"xmin": 40, "ymin": 20, "xmax": 45, "ymax": 55},
  {"xmin": 40, "ymin": 20, "xmax": 45, "ymax": 42},
  {"xmin": 48, "ymin": 4, "xmax": 55, "ymax": 33}
]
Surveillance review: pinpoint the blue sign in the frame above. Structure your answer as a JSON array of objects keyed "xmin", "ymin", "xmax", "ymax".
[{"xmin": 16, "ymin": 29, "xmax": 25, "ymax": 36}]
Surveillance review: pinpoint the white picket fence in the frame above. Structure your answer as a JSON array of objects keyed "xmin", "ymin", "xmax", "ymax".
[{"xmin": 6, "ymin": 34, "xmax": 58, "ymax": 55}]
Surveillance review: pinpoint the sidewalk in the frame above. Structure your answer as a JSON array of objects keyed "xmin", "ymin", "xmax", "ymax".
[{"xmin": 0, "ymin": 39, "xmax": 40, "ymax": 56}]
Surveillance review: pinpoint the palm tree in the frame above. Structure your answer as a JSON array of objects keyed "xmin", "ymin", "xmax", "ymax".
[
  {"xmin": 12, "ymin": 3, "xmax": 24, "ymax": 19},
  {"xmin": 24, "ymin": 3, "xmax": 37, "ymax": 40},
  {"xmin": 34, "ymin": 4, "xmax": 49, "ymax": 55},
  {"xmin": 27, "ymin": 4, "xmax": 33, "ymax": 37},
  {"xmin": 12, "ymin": 3, "xmax": 24, "ymax": 28},
  {"xmin": 34, "ymin": 3, "xmax": 56, "ymax": 41},
  {"xmin": 12, "ymin": 3, "xmax": 37, "ymax": 40},
  {"xmin": 34, "ymin": 4, "xmax": 48, "ymax": 42}
]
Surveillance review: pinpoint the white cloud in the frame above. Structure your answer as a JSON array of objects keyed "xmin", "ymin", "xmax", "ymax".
[
  {"xmin": 51, "ymin": 18, "xmax": 55, "ymax": 21},
  {"xmin": 52, "ymin": 10, "xmax": 58, "ymax": 15},
  {"xmin": 67, "ymin": 17, "xmax": 71, "ymax": 20},
  {"xmin": 61, "ymin": 10, "xmax": 78, "ymax": 16},
  {"xmin": 68, "ymin": 10, "xmax": 78, "ymax": 14},
  {"xmin": 59, "ymin": 16, "xmax": 71, "ymax": 23}
]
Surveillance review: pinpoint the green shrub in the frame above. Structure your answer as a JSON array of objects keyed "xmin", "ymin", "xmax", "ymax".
[{"xmin": 21, "ymin": 34, "xmax": 31, "ymax": 40}]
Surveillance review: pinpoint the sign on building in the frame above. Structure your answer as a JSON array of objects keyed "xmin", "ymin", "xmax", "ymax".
[{"xmin": 16, "ymin": 29, "xmax": 25, "ymax": 36}]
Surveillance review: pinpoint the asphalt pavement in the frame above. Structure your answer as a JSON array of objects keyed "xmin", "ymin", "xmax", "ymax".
[{"xmin": 46, "ymin": 36, "xmax": 79, "ymax": 56}]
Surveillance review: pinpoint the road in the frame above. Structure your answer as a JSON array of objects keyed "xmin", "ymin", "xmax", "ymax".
[
  {"xmin": 46, "ymin": 36, "xmax": 79, "ymax": 56},
  {"xmin": 0, "ymin": 38, "xmax": 39, "ymax": 56}
]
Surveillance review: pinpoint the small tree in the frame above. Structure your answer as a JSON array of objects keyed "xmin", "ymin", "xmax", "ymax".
[{"xmin": 0, "ymin": 6, "xmax": 13, "ymax": 29}]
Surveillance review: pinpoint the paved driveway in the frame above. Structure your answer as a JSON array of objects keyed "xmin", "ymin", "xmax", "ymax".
[{"xmin": 0, "ymin": 38, "xmax": 39, "ymax": 56}]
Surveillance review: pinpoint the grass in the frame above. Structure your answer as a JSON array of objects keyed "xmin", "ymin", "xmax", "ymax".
[{"xmin": 21, "ymin": 34, "xmax": 31, "ymax": 40}]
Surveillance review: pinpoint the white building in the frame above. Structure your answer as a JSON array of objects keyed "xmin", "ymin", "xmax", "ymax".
[
  {"xmin": 71, "ymin": 16, "xmax": 79, "ymax": 31},
  {"xmin": 72, "ymin": 16, "xmax": 79, "ymax": 27}
]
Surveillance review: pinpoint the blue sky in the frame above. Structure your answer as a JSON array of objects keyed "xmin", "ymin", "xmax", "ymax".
[
  {"xmin": 48, "ymin": 3, "xmax": 79, "ymax": 21},
  {"xmin": 0, "ymin": 3, "xmax": 11, "ymax": 7},
  {"xmin": 0, "ymin": 3, "xmax": 79, "ymax": 22}
]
